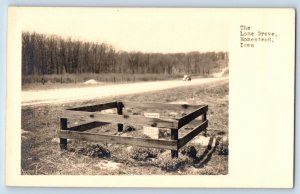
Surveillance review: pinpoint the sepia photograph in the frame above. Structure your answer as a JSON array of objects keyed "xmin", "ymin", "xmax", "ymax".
[
  {"xmin": 6, "ymin": 7, "xmax": 295, "ymax": 188},
  {"xmin": 20, "ymin": 8, "xmax": 229, "ymax": 176}
]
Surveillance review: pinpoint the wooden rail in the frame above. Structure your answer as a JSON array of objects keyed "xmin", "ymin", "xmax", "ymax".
[
  {"xmin": 121, "ymin": 101, "xmax": 202, "ymax": 111},
  {"xmin": 178, "ymin": 105, "xmax": 208, "ymax": 129},
  {"xmin": 62, "ymin": 110, "xmax": 178, "ymax": 128},
  {"xmin": 59, "ymin": 101, "xmax": 208, "ymax": 158},
  {"xmin": 60, "ymin": 130, "xmax": 178, "ymax": 150},
  {"xmin": 67, "ymin": 121, "xmax": 109, "ymax": 132},
  {"xmin": 178, "ymin": 120, "xmax": 208, "ymax": 149},
  {"xmin": 68, "ymin": 101, "xmax": 117, "ymax": 112}
]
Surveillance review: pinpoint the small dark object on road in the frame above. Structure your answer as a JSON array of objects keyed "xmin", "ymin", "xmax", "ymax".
[{"xmin": 182, "ymin": 75, "xmax": 191, "ymax": 81}]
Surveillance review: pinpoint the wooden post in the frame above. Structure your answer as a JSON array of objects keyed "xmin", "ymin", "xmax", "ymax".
[
  {"xmin": 60, "ymin": 118, "xmax": 68, "ymax": 149},
  {"xmin": 203, "ymin": 113, "xmax": 207, "ymax": 136},
  {"xmin": 117, "ymin": 102, "xmax": 123, "ymax": 132},
  {"xmin": 171, "ymin": 128, "xmax": 178, "ymax": 158}
]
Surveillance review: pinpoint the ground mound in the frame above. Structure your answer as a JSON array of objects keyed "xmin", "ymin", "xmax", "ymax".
[{"xmin": 84, "ymin": 79, "xmax": 98, "ymax": 85}]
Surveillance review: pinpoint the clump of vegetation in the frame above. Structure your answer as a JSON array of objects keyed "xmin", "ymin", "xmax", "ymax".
[
  {"xmin": 216, "ymin": 138, "xmax": 229, "ymax": 155},
  {"xmin": 158, "ymin": 129, "xmax": 170, "ymax": 138},
  {"xmin": 157, "ymin": 157, "xmax": 188, "ymax": 172},
  {"xmin": 181, "ymin": 145, "xmax": 198, "ymax": 159},
  {"xmin": 129, "ymin": 147, "xmax": 158, "ymax": 161},
  {"xmin": 78, "ymin": 144, "xmax": 111, "ymax": 158}
]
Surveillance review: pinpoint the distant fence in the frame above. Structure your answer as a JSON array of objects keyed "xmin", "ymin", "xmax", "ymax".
[{"xmin": 59, "ymin": 101, "xmax": 208, "ymax": 158}]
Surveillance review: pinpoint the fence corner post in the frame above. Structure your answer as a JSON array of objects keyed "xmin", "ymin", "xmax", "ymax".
[
  {"xmin": 203, "ymin": 112, "xmax": 207, "ymax": 136},
  {"xmin": 171, "ymin": 128, "xmax": 178, "ymax": 158},
  {"xmin": 117, "ymin": 102, "xmax": 124, "ymax": 132},
  {"xmin": 60, "ymin": 118, "xmax": 68, "ymax": 150}
]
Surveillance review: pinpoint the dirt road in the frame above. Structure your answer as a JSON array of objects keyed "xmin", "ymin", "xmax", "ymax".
[{"xmin": 22, "ymin": 77, "xmax": 228, "ymax": 106}]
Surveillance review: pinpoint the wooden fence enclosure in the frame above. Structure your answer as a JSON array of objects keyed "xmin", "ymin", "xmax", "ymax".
[{"xmin": 59, "ymin": 101, "xmax": 208, "ymax": 158}]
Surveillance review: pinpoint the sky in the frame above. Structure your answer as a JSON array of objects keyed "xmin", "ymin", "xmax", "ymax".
[{"xmin": 17, "ymin": 7, "xmax": 229, "ymax": 53}]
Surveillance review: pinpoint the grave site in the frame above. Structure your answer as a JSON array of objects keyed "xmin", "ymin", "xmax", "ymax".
[{"xmin": 21, "ymin": 79, "xmax": 228, "ymax": 175}]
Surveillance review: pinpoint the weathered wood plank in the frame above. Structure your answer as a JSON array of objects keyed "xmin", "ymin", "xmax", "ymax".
[
  {"xmin": 179, "ymin": 117, "xmax": 204, "ymax": 128},
  {"xmin": 178, "ymin": 105, "xmax": 208, "ymax": 129},
  {"xmin": 144, "ymin": 112, "xmax": 160, "ymax": 118},
  {"xmin": 178, "ymin": 120, "xmax": 208, "ymax": 149},
  {"xmin": 68, "ymin": 101, "xmax": 117, "ymax": 112},
  {"xmin": 121, "ymin": 101, "xmax": 203, "ymax": 111},
  {"xmin": 62, "ymin": 110, "xmax": 178, "ymax": 128},
  {"xmin": 68, "ymin": 122, "xmax": 109, "ymax": 132},
  {"xmin": 60, "ymin": 130, "xmax": 178, "ymax": 150}
]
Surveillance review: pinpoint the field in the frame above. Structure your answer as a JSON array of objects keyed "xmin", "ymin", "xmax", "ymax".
[{"xmin": 21, "ymin": 79, "xmax": 228, "ymax": 175}]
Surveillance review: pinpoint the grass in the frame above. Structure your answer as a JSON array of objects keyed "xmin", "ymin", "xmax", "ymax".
[
  {"xmin": 22, "ymin": 73, "xmax": 184, "ymax": 89},
  {"xmin": 21, "ymin": 79, "xmax": 228, "ymax": 175}
]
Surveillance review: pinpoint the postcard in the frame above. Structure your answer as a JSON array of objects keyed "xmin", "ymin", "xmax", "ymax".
[{"xmin": 6, "ymin": 7, "xmax": 295, "ymax": 187}]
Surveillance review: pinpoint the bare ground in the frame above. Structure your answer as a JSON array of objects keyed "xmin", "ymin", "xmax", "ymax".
[{"xmin": 21, "ymin": 79, "xmax": 228, "ymax": 175}]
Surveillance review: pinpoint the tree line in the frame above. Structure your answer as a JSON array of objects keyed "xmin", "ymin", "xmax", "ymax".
[{"xmin": 22, "ymin": 32, "xmax": 228, "ymax": 77}]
